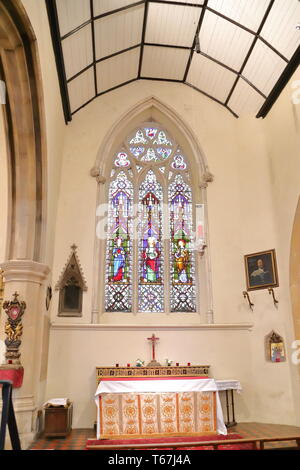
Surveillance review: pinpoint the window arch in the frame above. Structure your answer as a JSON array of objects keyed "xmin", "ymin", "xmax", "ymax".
[{"xmin": 104, "ymin": 123, "xmax": 197, "ymax": 314}]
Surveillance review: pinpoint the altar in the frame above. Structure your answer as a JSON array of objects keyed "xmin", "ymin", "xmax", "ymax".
[{"xmin": 95, "ymin": 366, "xmax": 227, "ymax": 439}]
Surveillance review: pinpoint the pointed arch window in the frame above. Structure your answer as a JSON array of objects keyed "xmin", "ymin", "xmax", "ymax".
[{"xmin": 104, "ymin": 123, "xmax": 197, "ymax": 313}]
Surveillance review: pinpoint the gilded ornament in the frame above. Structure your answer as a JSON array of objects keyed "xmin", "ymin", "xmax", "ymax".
[{"xmin": 1, "ymin": 292, "xmax": 26, "ymax": 367}]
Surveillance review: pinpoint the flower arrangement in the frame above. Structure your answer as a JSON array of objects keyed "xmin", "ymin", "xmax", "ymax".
[{"xmin": 135, "ymin": 358, "xmax": 144, "ymax": 367}]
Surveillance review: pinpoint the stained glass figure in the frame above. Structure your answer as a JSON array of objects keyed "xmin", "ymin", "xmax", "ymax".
[
  {"xmin": 171, "ymin": 152, "xmax": 187, "ymax": 170},
  {"xmin": 130, "ymin": 129, "xmax": 147, "ymax": 144},
  {"xmin": 157, "ymin": 148, "xmax": 172, "ymax": 159},
  {"xmin": 111, "ymin": 237, "xmax": 126, "ymax": 282},
  {"xmin": 142, "ymin": 148, "xmax": 157, "ymax": 162},
  {"xmin": 115, "ymin": 151, "xmax": 130, "ymax": 167},
  {"xmin": 153, "ymin": 130, "xmax": 172, "ymax": 145},
  {"xmin": 138, "ymin": 171, "xmax": 164, "ymax": 312},
  {"xmin": 169, "ymin": 175, "xmax": 196, "ymax": 312},
  {"xmin": 105, "ymin": 171, "xmax": 133, "ymax": 312},
  {"xmin": 129, "ymin": 147, "xmax": 144, "ymax": 158},
  {"xmin": 145, "ymin": 127, "xmax": 157, "ymax": 139}
]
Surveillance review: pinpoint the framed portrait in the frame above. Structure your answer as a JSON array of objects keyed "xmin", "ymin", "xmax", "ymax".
[{"xmin": 244, "ymin": 249, "xmax": 278, "ymax": 291}]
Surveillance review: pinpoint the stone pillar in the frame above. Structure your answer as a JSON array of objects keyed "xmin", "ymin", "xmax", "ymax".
[{"xmin": 0, "ymin": 260, "xmax": 50, "ymax": 449}]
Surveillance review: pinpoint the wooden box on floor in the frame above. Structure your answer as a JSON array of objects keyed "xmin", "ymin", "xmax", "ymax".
[{"xmin": 44, "ymin": 403, "xmax": 73, "ymax": 437}]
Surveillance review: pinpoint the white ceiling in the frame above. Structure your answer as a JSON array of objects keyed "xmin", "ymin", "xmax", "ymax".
[{"xmin": 53, "ymin": 0, "xmax": 300, "ymax": 118}]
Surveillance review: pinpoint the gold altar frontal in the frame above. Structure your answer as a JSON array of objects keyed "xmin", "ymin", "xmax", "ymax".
[{"xmin": 96, "ymin": 365, "xmax": 217, "ymax": 439}]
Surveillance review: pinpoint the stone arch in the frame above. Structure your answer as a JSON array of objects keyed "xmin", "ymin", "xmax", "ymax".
[
  {"xmin": 91, "ymin": 96, "xmax": 212, "ymax": 193},
  {"xmin": 0, "ymin": 0, "xmax": 49, "ymax": 449},
  {"xmin": 0, "ymin": 0, "xmax": 46, "ymax": 262},
  {"xmin": 290, "ymin": 196, "xmax": 300, "ymax": 375},
  {"xmin": 90, "ymin": 96, "xmax": 214, "ymax": 324}
]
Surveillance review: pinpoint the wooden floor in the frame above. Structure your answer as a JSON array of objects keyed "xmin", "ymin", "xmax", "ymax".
[{"xmin": 28, "ymin": 422, "xmax": 300, "ymax": 450}]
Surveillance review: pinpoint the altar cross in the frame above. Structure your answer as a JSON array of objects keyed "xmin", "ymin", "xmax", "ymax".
[{"xmin": 147, "ymin": 333, "xmax": 159, "ymax": 361}]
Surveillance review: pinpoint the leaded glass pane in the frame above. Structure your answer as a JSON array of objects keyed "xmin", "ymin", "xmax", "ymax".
[
  {"xmin": 130, "ymin": 147, "xmax": 144, "ymax": 158},
  {"xmin": 169, "ymin": 175, "xmax": 196, "ymax": 312},
  {"xmin": 171, "ymin": 151, "xmax": 187, "ymax": 170},
  {"xmin": 138, "ymin": 170, "xmax": 164, "ymax": 312},
  {"xmin": 145, "ymin": 127, "xmax": 157, "ymax": 139},
  {"xmin": 115, "ymin": 151, "xmax": 130, "ymax": 167},
  {"xmin": 153, "ymin": 130, "xmax": 172, "ymax": 145},
  {"xmin": 105, "ymin": 171, "xmax": 133, "ymax": 312},
  {"xmin": 130, "ymin": 129, "xmax": 147, "ymax": 144},
  {"xmin": 157, "ymin": 148, "xmax": 172, "ymax": 159},
  {"xmin": 128, "ymin": 125, "xmax": 174, "ymax": 163}
]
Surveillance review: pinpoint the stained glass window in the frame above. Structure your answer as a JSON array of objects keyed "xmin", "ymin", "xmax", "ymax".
[
  {"xmin": 138, "ymin": 171, "xmax": 164, "ymax": 312},
  {"xmin": 104, "ymin": 123, "xmax": 197, "ymax": 313},
  {"xmin": 105, "ymin": 171, "xmax": 133, "ymax": 312},
  {"xmin": 169, "ymin": 175, "xmax": 196, "ymax": 312}
]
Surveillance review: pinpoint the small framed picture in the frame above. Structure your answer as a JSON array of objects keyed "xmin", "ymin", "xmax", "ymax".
[
  {"xmin": 270, "ymin": 341, "xmax": 285, "ymax": 363},
  {"xmin": 244, "ymin": 249, "xmax": 279, "ymax": 291},
  {"xmin": 266, "ymin": 331, "xmax": 286, "ymax": 363}
]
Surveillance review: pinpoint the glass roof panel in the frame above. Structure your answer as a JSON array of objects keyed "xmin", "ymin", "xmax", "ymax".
[
  {"xmin": 51, "ymin": 0, "xmax": 300, "ymax": 118},
  {"xmin": 146, "ymin": 3, "xmax": 201, "ymax": 47},
  {"xmin": 94, "ymin": 5, "xmax": 144, "ymax": 59},
  {"xmin": 207, "ymin": 0, "xmax": 270, "ymax": 32},
  {"xmin": 200, "ymin": 9, "xmax": 254, "ymax": 71},
  {"xmin": 56, "ymin": 0, "xmax": 91, "ymax": 37},
  {"xmin": 260, "ymin": 0, "xmax": 300, "ymax": 60},
  {"xmin": 243, "ymin": 39, "xmax": 287, "ymax": 96},
  {"xmin": 93, "ymin": 0, "xmax": 139, "ymax": 17},
  {"xmin": 142, "ymin": 46, "xmax": 190, "ymax": 80},
  {"xmin": 187, "ymin": 53, "xmax": 237, "ymax": 102}
]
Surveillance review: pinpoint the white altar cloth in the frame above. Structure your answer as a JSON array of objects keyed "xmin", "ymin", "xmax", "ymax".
[
  {"xmin": 215, "ymin": 380, "xmax": 242, "ymax": 392},
  {"xmin": 95, "ymin": 377, "xmax": 227, "ymax": 438}
]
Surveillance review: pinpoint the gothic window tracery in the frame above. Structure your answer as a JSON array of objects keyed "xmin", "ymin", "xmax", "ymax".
[{"xmin": 104, "ymin": 123, "xmax": 197, "ymax": 313}]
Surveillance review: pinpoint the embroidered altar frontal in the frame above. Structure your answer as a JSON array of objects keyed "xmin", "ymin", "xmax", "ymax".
[
  {"xmin": 96, "ymin": 365, "xmax": 210, "ymax": 383},
  {"xmin": 99, "ymin": 391, "xmax": 216, "ymax": 438}
]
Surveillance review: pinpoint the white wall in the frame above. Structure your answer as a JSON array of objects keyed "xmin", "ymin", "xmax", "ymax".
[
  {"xmin": 45, "ymin": 78, "xmax": 299, "ymax": 428},
  {"xmin": 47, "ymin": 326, "xmax": 254, "ymax": 428},
  {"xmin": 261, "ymin": 67, "xmax": 300, "ymax": 423}
]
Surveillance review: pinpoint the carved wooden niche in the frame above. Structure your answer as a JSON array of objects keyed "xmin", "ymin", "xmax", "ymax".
[{"xmin": 55, "ymin": 245, "xmax": 87, "ymax": 317}]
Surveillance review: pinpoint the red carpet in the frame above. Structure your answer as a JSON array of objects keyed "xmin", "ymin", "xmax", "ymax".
[{"xmin": 86, "ymin": 433, "xmax": 254, "ymax": 450}]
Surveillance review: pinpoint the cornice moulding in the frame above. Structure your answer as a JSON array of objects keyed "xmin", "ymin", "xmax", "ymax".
[
  {"xmin": 50, "ymin": 323, "xmax": 254, "ymax": 331},
  {"xmin": 0, "ymin": 260, "xmax": 50, "ymax": 283}
]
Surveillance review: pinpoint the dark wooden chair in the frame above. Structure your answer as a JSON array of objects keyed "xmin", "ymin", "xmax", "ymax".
[{"xmin": 0, "ymin": 380, "xmax": 21, "ymax": 450}]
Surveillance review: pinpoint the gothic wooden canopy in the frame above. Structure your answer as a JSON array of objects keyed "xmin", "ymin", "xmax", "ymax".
[{"xmin": 46, "ymin": 0, "xmax": 300, "ymax": 122}]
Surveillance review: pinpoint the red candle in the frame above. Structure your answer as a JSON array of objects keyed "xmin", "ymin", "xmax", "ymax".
[
  {"xmin": 187, "ymin": 363, "xmax": 191, "ymax": 366},
  {"xmin": 127, "ymin": 364, "xmax": 130, "ymax": 367}
]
